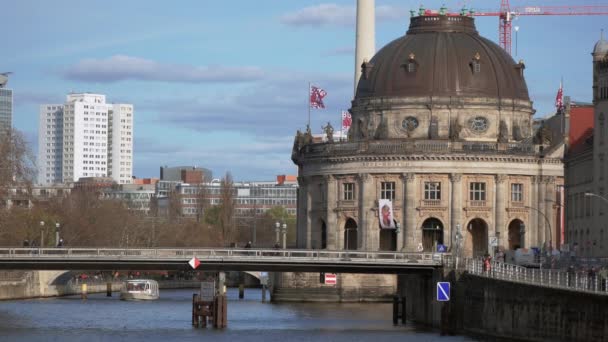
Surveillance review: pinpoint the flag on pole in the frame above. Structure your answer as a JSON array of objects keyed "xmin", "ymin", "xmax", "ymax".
[
  {"xmin": 310, "ymin": 85, "xmax": 327, "ymax": 109},
  {"xmin": 555, "ymin": 81, "xmax": 564, "ymax": 113},
  {"xmin": 341, "ymin": 111, "xmax": 352, "ymax": 132}
]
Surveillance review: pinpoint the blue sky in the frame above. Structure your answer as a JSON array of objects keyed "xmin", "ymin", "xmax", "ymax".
[{"xmin": 4, "ymin": 0, "xmax": 606, "ymax": 181}]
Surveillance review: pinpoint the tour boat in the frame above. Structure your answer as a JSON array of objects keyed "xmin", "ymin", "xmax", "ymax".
[{"xmin": 120, "ymin": 279, "xmax": 160, "ymax": 300}]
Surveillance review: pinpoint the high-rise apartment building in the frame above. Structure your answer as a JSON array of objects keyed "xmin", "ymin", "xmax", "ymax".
[
  {"xmin": 0, "ymin": 73, "xmax": 13, "ymax": 133},
  {"xmin": 38, "ymin": 93, "xmax": 133, "ymax": 185}
]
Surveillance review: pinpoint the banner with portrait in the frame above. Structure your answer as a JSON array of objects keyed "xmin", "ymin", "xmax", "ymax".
[{"xmin": 378, "ymin": 199, "xmax": 396, "ymax": 229}]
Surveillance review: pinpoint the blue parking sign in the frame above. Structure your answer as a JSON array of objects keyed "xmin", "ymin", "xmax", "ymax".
[{"xmin": 437, "ymin": 282, "xmax": 450, "ymax": 301}]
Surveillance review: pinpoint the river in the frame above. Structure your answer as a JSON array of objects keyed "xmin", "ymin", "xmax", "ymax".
[{"xmin": 0, "ymin": 288, "xmax": 474, "ymax": 341}]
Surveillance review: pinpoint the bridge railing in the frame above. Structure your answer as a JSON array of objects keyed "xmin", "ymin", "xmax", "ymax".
[
  {"xmin": 0, "ymin": 247, "xmax": 447, "ymax": 265},
  {"xmin": 465, "ymin": 258, "xmax": 608, "ymax": 295}
]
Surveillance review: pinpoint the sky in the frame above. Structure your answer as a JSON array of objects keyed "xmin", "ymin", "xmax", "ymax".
[{"xmin": 3, "ymin": 0, "xmax": 607, "ymax": 181}]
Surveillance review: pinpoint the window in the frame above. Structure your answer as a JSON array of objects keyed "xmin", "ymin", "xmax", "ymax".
[
  {"xmin": 469, "ymin": 182, "xmax": 486, "ymax": 201},
  {"xmin": 511, "ymin": 183, "xmax": 523, "ymax": 202},
  {"xmin": 343, "ymin": 183, "xmax": 354, "ymax": 201},
  {"xmin": 424, "ymin": 182, "xmax": 441, "ymax": 200},
  {"xmin": 381, "ymin": 182, "xmax": 395, "ymax": 201}
]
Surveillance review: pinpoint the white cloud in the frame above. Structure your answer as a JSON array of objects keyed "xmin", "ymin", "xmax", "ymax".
[
  {"xmin": 62, "ymin": 55, "xmax": 265, "ymax": 83},
  {"xmin": 280, "ymin": 3, "xmax": 408, "ymax": 27}
]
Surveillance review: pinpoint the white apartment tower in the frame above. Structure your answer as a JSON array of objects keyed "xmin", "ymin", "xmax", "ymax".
[{"xmin": 38, "ymin": 93, "xmax": 133, "ymax": 185}]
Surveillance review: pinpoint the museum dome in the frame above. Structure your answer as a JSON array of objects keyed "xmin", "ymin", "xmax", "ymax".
[{"xmin": 355, "ymin": 15, "xmax": 530, "ymax": 102}]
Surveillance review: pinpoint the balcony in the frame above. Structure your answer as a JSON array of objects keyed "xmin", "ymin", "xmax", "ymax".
[
  {"xmin": 469, "ymin": 200, "xmax": 487, "ymax": 207},
  {"xmin": 421, "ymin": 199, "xmax": 442, "ymax": 207}
]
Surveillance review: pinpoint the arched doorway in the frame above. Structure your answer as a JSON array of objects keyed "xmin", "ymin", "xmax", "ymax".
[
  {"xmin": 320, "ymin": 220, "xmax": 327, "ymax": 249},
  {"xmin": 344, "ymin": 218, "xmax": 357, "ymax": 250},
  {"xmin": 421, "ymin": 218, "xmax": 444, "ymax": 252},
  {"xmin": 507, "ymin": 219, "xmax": 525, "ymax": 250},
  {"xmin": 379, "ymin": 222, "xmax": 397, "ymax": 251},
  {"xmin": 466, "ymin": 218, "xmax": 488, "ymax": 257}
]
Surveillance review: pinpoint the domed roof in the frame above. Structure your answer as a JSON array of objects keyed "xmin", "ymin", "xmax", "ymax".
[
  {"xmin": 593, "ymin": 38, "xmax": 608, "ymax": 55},
  {"xmin": 355, "ymin": 16, "xmax": 530, "ymax": 101}
]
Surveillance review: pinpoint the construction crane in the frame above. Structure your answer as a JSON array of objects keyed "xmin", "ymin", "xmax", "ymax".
[{"xmin": 472, "ymin": 1, "xmax": 608, "ymax": 55}]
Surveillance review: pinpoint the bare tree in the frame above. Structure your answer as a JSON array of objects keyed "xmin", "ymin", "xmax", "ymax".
[
  {"xmin": 0, "ymin": 129, "xmax": 36, "ymax": 202},
  {"xmin": 195, "ymin": 176, "xmax": 210, "ymax": 223}
]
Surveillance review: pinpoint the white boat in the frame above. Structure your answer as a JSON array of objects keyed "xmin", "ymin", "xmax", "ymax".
[{"xmin": 120, "ymin": 279, "xmax": 159, "ymax": 300}]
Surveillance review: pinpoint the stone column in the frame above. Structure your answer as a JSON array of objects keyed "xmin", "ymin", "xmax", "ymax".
[
  {"xmin": 306, "ymin": 178, "xmax": 313, "ymax": 249},
  {"xmin": 357, "ymin": 173, "xmax": 373, "ymax": 250},
  {"xmin": 325, "ymin": 175, "xmax": 338, "ymax": 250},
  {"xmin": 529, "ymin": 176, "xmax": 540, "ymax": 248},
  {"xmin": 495, "ymin": 174, "xmax": 507, "ymax": 250},
  {"xmin": 403, "ymin": 173, "xmax": 417, "ymax": 251},
  {"xmin": 544, "ymin": 177, "xmax": 556, "ymax": 248},
  {"xmin": 450, "ymin": 173, "xmax": 463, "ymax": 250},
  {"xmin": 297, "ymin": 176, "xmax": 308, "ymax": 249},
  {"xmin": 537, "ymin": 176, "xmax": 547, "ymax": 246}
]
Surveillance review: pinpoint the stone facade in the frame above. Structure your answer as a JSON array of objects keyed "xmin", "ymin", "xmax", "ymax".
[
  {"xmin": 565, "ymin": 38, "xmax": 608, "ymax": 257},
  {"xmin": 292, "ymin": 15, "xmax": 564, "ymax": 257}
]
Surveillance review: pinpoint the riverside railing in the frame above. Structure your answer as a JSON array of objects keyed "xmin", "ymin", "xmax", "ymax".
[
  {"xmin": 0, "ymin": 247, "xmax": 446, "ymax": 266},
  {"xmin": 465, "ymin": 258, "xmax": 608, "ymax": 295}
]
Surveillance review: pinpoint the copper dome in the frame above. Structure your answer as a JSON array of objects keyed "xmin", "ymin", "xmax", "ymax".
[{"xmin": 355, "ymin": 16, "xmax": 530, "ymax": 101}]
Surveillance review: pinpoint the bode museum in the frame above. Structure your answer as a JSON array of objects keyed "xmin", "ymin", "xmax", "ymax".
[{"xmin": 291, "ymin": 14, "xmax": 563, "ymax": 261}]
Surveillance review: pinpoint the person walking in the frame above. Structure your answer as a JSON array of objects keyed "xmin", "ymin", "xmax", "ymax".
[{"xmin": 483, "ymin": 252, "xmax": 492, "ymax": 273}]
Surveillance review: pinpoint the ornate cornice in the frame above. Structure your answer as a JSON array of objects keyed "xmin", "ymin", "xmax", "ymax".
[{"xmin": 299, "ymin": 153, "xmax": 563, "ymax": 165}]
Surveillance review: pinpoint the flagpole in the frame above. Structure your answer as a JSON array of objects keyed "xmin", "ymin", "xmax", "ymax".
[
  {"xmin": 340, "ymin": 111, "xmax": 343, "ymax": 142},
  {"xmin": 307, "ymin": 82, "xmax": 311, "ymax": 128}
]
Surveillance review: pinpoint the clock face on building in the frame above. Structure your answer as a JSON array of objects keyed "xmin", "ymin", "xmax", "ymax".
[
  {"xmin": 402, "ymin": 116, "xmax": 419, "ymax": 131},
  {"xmin": 469, "ymin": 116, "xmax": 489, "ymax": 133}
]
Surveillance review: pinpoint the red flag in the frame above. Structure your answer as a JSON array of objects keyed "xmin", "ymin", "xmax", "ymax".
[
  {"xmin": 341, "ymin": 111, "xmax": 352, "ymax": 131},
  {"xmin": 555, "ymin": 81, "xmax": 563, "ymax": 113},
  {"xmin": 310, "ymin": 85, "xmax": 327, "ymax": 109}
]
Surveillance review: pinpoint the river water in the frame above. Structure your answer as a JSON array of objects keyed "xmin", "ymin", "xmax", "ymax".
[{"xmin": 0, "ymin": 288, "xmax": 474, "ymax": 342}]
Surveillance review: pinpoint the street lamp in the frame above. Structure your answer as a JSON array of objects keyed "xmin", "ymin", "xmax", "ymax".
[
  {"xmin": 282, "ymin": 223, "xmax": 287, "ymax": 249},
  {"xmin": 275, "ymin": 221, "xmax": 280, "ymax": 245},
  {"xmin": 39, "ymin": 221, "xmax": 45, "ymax": 247},
  {"xmin": 524, "ymin": 205, "xmax": 552, "ymax": 249},
  {"xmin": 585, "ymin": 192, "xmax": 608, "ymax": 205},
  {"xmin": 55, "ymin": 222, "xmax": 60, "ymax": 247}
]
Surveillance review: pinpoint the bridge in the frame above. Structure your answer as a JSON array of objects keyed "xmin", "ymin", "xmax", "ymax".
[{"xmin": 0, "ymin": 248, "xmax": 446, "ymax": 274}]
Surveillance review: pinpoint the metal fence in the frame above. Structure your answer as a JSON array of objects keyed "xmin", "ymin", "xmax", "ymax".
[{"xmin": 465, "ymin": 258, "xmax": 608, "ymax": 295}]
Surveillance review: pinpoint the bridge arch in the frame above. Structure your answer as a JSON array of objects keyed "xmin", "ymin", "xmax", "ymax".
[
  {"xmin": 465, "ymin": 218, "xmax": 489, "ymax": 257},
  {"xmin": 344, "ymin": 217, "xmax": 358, "ymax": 250}
]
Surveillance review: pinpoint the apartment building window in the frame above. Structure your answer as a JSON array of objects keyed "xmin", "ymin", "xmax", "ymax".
[
  {"xmin": 424, "ymin": 182, "xmax": 441, "ymax": 200},
  {"xmin": 381, "ymin": 182, "xmax": 395, "ymax": 201},
  {"xmin": 343, "ymin": 183, "xmax": 355, "ymax": 201},
  {"xmin": 511, "ymin": 183, "xmax": 523, "ymax": 202},
  {"xmin": 469, "ymin": 182, "xmax": 486, "ymax": 201}
]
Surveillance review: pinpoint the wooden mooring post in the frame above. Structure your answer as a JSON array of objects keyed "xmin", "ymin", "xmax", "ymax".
[
  {"xmin": 392, "ymin": 296, "xmax": 406, "ymax": 325},
  {"xmin": 191, "ymin": 272, "xmax": 228, "ymax": 329}
]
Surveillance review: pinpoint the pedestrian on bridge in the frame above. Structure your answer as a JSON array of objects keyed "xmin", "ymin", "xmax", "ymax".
[{"xmin": 483, "ymin": 253, "xmax": 492, "ymax": 273}]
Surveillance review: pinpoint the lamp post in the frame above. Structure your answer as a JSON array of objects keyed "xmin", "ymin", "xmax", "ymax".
[
  {"xmin": 55, "ymin": 222, "xmax": 60, "ymax": 247},
  {"xmin": 454, "ymin": 224, "xmax": 463, "ymax": 268},
  {"xmin": 585, "ymin": 192, "xmax": 608, "ymax": 205},
  {"xmin": 282, "ymin": 223, "xmax": 287, "ymax": 249},
  {"xmin": 524, "ymin": 205, "xmax": 552, "ymax": 250},
  {"xmin": 39, "ymin": 221, "xmax": 45, "ymax": 247},
  {"xmin": 275, "ymin": 221, "xmax": 280, "ymax": 246}
]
